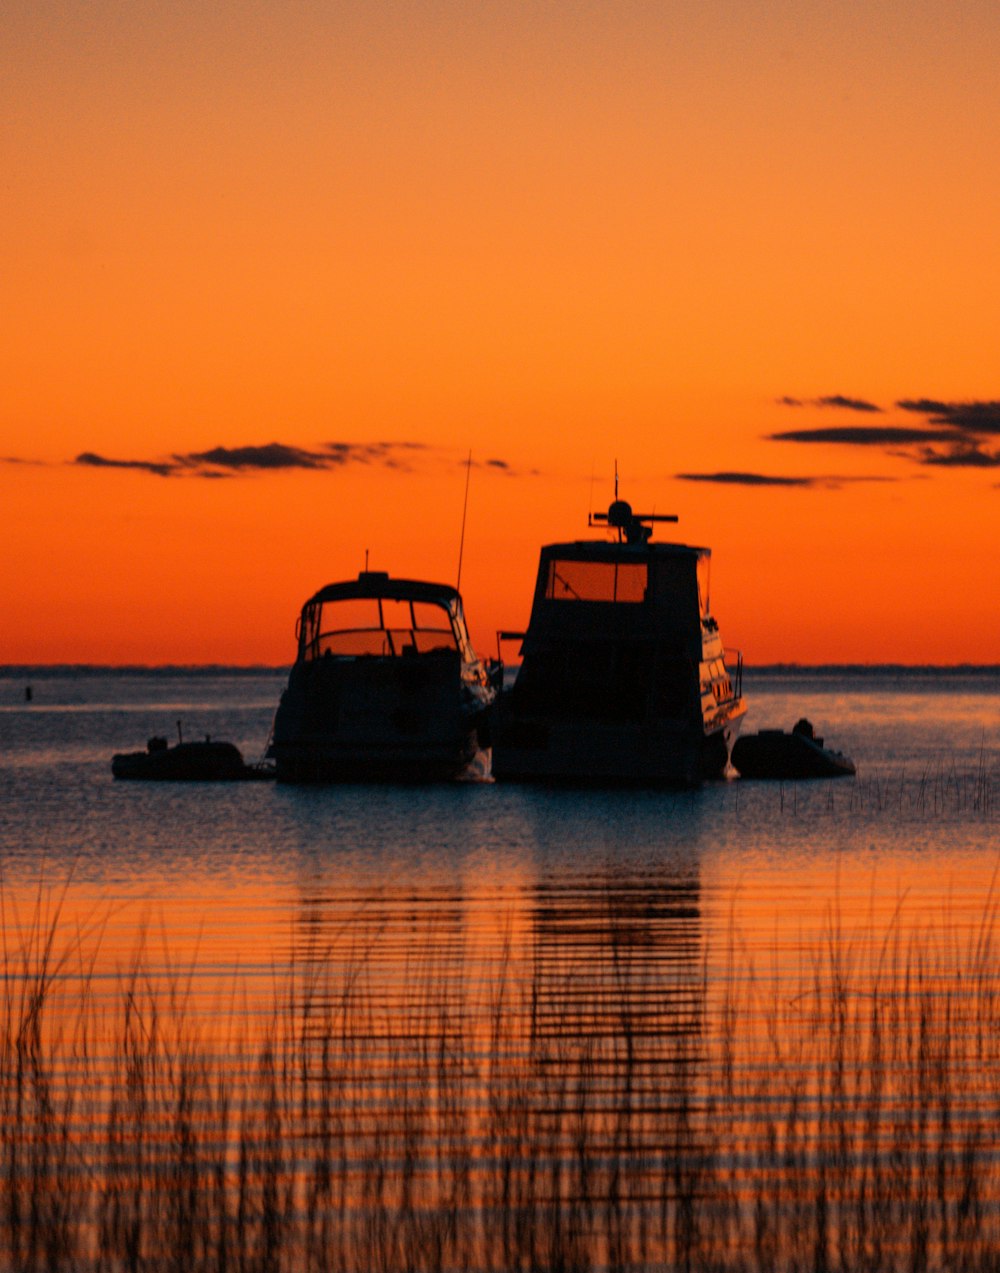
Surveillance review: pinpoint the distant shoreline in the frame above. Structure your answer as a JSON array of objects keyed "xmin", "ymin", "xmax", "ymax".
[
  {"xmin": 3, "ymin": 663, "xmax": 999, "ymax": 678},
  {"xmin": 1, "ymin": 665, "xmax": 292, "ymax": 677}
]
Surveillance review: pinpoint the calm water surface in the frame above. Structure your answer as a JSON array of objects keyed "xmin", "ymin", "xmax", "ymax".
[
  {"xmin": 0, "ymin": 668, "xmax": 998, "ymax": 1270},
  {"xmin": 1, "ymin": 669, "xmax": 996, "ymax": 963}
]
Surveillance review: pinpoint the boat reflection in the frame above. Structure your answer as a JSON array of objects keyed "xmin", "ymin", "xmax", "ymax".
[{"xmin": 287, "ymin": 855, "xmax": 705, "ymax": 1269}]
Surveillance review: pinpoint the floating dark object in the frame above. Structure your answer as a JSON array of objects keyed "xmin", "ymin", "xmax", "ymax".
[
  {"xmin": 731, "ymin": 719, "xmax": 856, "ymax": 780},
  {"xmin": 491, "ymin": 497, "xmax": 746, "ymax": 786},
  {"xmin": 112, "ymin": 736, "xmax": 273, "ymax": 781}
]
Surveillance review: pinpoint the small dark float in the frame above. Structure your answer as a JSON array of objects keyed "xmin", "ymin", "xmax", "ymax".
[
  {"xmin": 112, "ymin": 734, "xmax": 273, "ymax": 782},
  {"xmin": 731, "ymin": 718, "xmax": 856, "ymax": 780}
]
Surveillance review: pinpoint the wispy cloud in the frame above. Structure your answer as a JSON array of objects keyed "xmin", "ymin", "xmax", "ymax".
[
  {"xmin": 675, "ymin": 470, "xmax": 894, "ymax": 489},
  {"xmin": 919, "ymin": 446, "xmax": 1000, "ymax": 468},
  {"xmin": 69, "ymin": 440, "xmax": 439, "ymax": 479},
  {"xmin": 777, "ymin": 394, "xmax": 883, "ymax": 413},
  {"xmin": 75, "ymin": 451, "xmax": 178, "ymax": 478},
  {"xmin": 770, "ymin": 395, "xmax": 1000, "ymax": 471},
  {"xmin": 64, "ymin": 439, "xmax": 533, "ymax": 481},
  {"xmin": 897, "ymin": 399, "xmax": 1000, "ymax": 436},
  {"xmin": 177, "ymin": 443, "xmax": 333, "ymax": 472},
  {"xmin": 323, "ymin": 441, "xmax": 431, "ymax": 471},
  {"xmin": 472, "ymin": 456, "xmax": 540, "ymax": 476},
  {"xmin": 769, "ymin": 426, "xmax": 959, "ymax": 446},
  {"xmin": 461, "ymin": 455, "xmax": 539, "ymax": 478},
  {"xmin": 174, "ymin": 440, "xmax": 438, "ymax": 476},
  {"xmin": 677, "ymin": 471, "xmax": 815, "ymax": 487}
]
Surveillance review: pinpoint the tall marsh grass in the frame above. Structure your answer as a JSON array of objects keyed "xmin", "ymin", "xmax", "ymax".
[{"xmin": 4, "ymin": 878, "xmax": 1000, "ymax": 1271}]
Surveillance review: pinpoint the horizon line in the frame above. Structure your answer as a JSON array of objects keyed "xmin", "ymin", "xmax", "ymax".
[{"xmin": 4, "ymin": 662, "xmax": 1000, "ymax": 676}]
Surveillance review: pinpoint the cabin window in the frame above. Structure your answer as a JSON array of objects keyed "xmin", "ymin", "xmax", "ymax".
[
  {"xmin": 545, "ymin": 560, "xmax": 647, "ymax": 603},
  {"xmin": 411, "ymin": 601, "xmax": 462, "ymax": 656},
  {"xmin": 412, "ymin": 601, "xmax": 454, "ymax": 632}
]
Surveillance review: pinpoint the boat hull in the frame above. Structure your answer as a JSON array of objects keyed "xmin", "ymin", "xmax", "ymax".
[
  {"xmin": 111, "ymin": 740, "xmax": 262, "ymax": 781},
  {"xmin": 270, "ymin": 652, "xmax": 487, "ymax": 783},
  {"xmin": 492, "ymin": 704, "xmax": 742, "ymax": 787},
  {"xmin": 731, "ymin": 730, "xmax": 856, "ymax": 780}
]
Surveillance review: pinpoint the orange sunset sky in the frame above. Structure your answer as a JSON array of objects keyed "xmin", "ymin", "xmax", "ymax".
[{"xmin": 3, "ymin": 1, "xmax": 998, "ymax": 665}]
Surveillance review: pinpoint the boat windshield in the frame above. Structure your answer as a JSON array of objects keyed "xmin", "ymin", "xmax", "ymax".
[
  {"xmin": 301, "ymin": 597, "xmax": 461, "ymax": 660},
  {"xmin": 545, "ymin": 559, "xmax": 647, "ymax": 603}
]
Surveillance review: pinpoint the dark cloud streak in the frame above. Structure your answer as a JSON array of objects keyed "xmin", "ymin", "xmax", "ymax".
[
  {"xmin": 816, "ymin": 395, "xmax": 882, "ymax": 413},
  {"xmin": 769, "ymin": 394, "xmax": 1000, "ymax": 473},
  {"xmin": 677, "ymin": 471, "xmax": 814, "ymax": 487},
  {"xmin": 898, "ymin": 399, "xmax": 1000, "ymax": 436},
  {"xmin": 677, "ymin": 470, "xmax": 895, "ymax": 489},
  {"xmin": 919, "ymin": 447, "xmax": 1000, "ymax": 468},
  {"xmin": 75, "ymin": 451, "xmax": 178, "ymax": 478},
  {"xmin": 67, "ymin": 439, "xmax": 531, "ymax": 481},
  {"xmin": 180, "ymin": 443, "xmax": 331, "ymax": 471},
  {"xmin": 777, "ymin": 394, "xmax": 882, "ymax": 413},
  {"xmin": 770, "ymin": 426, "xmax": 960, "ymax": 446}
]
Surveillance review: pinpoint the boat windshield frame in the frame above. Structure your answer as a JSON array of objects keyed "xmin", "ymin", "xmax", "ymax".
[{"xmin": 296, "ymin": 578, "xmax": 476, "ymax": 664}]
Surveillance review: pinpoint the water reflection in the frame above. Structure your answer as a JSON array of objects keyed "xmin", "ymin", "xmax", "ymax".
[
  {"xmin": 282, "ymin": 853, "xmax": 706, "ymax": 1268},
  {"xmin": 1, "ymin": 671, "xmax": 999, "ymax": 1269}
]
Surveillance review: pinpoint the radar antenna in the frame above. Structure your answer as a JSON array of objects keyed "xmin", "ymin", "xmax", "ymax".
[{"xmin": 590, "ymin": 499, "xmax": 678, "ymax": 545}]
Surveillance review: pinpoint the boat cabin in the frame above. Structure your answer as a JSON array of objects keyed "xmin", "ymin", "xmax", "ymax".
[
  {"xmin": 512, "ymin": 539, "xmax": 721, "ymax": 723},
  {"xmin": 295, "ymin": 573, "xmax": 480, "ymax": 671},
  {"xmin": 270, "ymin": 571, "xmax": 497, "ymax": 782},
  {"xmin": 493, "ymin": 499, "xmax": 745, "ymax": 784}
]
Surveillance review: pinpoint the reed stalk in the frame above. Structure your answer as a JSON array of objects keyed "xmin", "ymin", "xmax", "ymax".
[{"xmin": 1, "ymin": 882, "xmax": 1000, "ymax": 1270}]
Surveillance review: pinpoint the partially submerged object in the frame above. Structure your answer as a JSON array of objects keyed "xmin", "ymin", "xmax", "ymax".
[
  {"xmin": 491, "ymin": 498, "xmax": 747, "ymax": 785},
  {"xmin": 731, "ymin": 718, "xmax": 856, "ymax": 780},
  {"xmin": 112, "ymin": 736, "xmax": 270, "ymax": 781},
  {"xmin": 268, "ymin": 572, "xmax": 498, "ymax": 782}
]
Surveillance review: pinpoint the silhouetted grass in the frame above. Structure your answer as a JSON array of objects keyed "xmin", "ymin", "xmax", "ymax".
[
  {"xmin": 4, "ymin": 880, "xmax": 1000, "ymax": 1270},
  {"xmin": 845, "ymin": 752, "xmax": 997, "ymax": 816}
]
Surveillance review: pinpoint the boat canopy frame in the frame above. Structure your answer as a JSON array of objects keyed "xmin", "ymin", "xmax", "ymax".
[{"xmin": 295, "ymin": 573, "xmax": 475, "ymax": 664}]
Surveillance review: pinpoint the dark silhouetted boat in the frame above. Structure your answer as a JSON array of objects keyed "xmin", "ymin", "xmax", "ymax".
[
  {"xmin": 731, "ymin": 718, "xmax": 856, "ymax": 779},
  {"xmin": 112, "ymin": 736, "xmax": 270, "ymax": 781},
  {"xmin": 267, "ymin": 572, "xmax": 498, "ymax": 782},
  {"xmin": 492, "ymin": 497, "xmax": 746, "ymax": 785}
]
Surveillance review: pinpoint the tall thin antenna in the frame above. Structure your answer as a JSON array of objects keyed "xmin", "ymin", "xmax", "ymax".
[
  {"xmin": 614, "ymin": 458, "xmax": 619, "ymax": 501},
  {"xmin": 456, "ymin": 449, "xmax": 472, "ymax": 590}
]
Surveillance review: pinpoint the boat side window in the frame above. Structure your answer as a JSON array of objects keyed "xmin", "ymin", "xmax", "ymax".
[
  {"xmin": 545, "ymin": 560, "xmax": 647, "ymax": 603},
  {"xmin": 412, "ymin": 601, "xmax": 460, "ymax": 655},
  {"xmin": 306, "ymin": 599, "xmax": 381, "ymax": 657}
]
